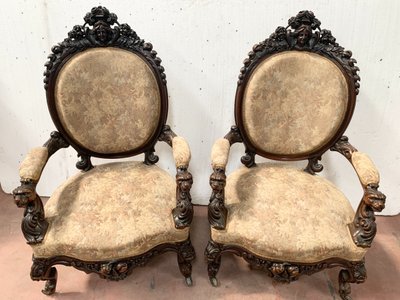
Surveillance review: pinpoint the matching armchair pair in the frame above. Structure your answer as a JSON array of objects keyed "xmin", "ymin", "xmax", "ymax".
[{"xmin": 13, "ymin": 7, "xmax": 385, "ymax": 300}]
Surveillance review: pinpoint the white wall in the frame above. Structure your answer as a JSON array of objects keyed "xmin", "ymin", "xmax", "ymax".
[{"xmin": 1, "ymin": 0, "xmax": 399, "ymax": 215}]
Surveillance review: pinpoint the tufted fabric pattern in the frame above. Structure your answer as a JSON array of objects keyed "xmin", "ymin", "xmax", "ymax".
[
  {"xmin": 32, "ymin": 161, "xmax": 188, "ymax": 260},
  {"xmin": 242, "ymin": 51, "xmax": 349, "ymax": 156},
  {"xmin": 172, "ymin": 136, "xmax": 191, "ymax": 168},
  {"xmin": 211, "ymin": 138, "xmax": 230, "ymax": 169},
  {"xmin": 19, "ymin": 147, "xmax": 48, "ymax": 182},
  {"xmin": 55, "ymin": 47, "xmax": 161, "ymax": 154},
  {"xmin": 351, "ymin": 152, "xmax": 380, "ymax": 186},
  {"xmin": 211, "ymin": 163, "xmax": 366, "ymax": 263}
]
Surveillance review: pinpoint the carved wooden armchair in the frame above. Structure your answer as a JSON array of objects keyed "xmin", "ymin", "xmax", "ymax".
[
  {"xmin": 12, "ymin": 7, "xmax": 195, "ymax": 295},
  {"xmin": 205, "ymin": 11, "xmax": 386, "ymax": 300}
]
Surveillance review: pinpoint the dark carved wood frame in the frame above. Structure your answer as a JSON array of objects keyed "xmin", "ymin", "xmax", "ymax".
[
  {"xmin": 331, "ymin": 136, "xmax": 386, "ymax": 248},
  {"xmin": 44, "ymin": 6, "xmax": 169, "ymax": 162},
  {"xmin": 235, "ymin": 10, "xmax": 360, "ymax": 167},
  {"xmin": 205, "ymin": 240, "xmax": 366, "ymax": 300},
  {"xmin": 32, "ymin": 238, "xmax": 195, "ymax": 295},
  {"xmin": 13, "ymin": 6, "xmax": 194, "ymax": 294},
  {"xmin": 207, "ymin": 11, "xmax": 384, "ymax": 300}
]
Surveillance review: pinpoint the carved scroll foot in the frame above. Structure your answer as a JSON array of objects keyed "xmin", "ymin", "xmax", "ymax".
[
  {"xmin": 177, "ymin": 239, "xmax": 195, "ymax": 286},
  {"xmin": 339, "ymin": 269, "xmax": 352, "ymax": 300},
  {"xmin": 31, "ymin": 258, "xmax": 57, "ymax": 295},
  {"xmin": 338, "ymin": 262, "xmax": 366, "ymax": 300},
  {"xmin": 42, "ymin": 267, "xmax": 58, "ymax": 295},
  {"xmin": 205, "ymin": 240, "xmax": 222, "ymax": 287}
]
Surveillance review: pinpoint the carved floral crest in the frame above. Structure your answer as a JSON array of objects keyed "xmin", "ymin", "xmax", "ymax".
[
  {"xmin": 43, "ymin": 6, "xmax": 166, "ymax": 89},
  {"xmin": 238, "ymin": 10, "xmax": 360, "ymax": 94}
]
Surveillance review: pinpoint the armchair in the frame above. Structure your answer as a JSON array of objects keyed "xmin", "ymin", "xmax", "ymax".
[
  {"xmin": 205, "ymin": 11, "xmax": 385, "ymax": 300},
  {"xmin": 13, "ymin": 6, "xmax": 195, "ymax": 295}
]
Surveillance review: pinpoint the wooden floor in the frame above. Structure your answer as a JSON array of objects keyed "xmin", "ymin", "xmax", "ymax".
[{"xmin": 1, "ymin": 190, "xmax": 399, "ymax": 300}]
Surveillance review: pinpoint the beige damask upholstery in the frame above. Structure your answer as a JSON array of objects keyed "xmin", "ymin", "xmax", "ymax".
[
  {"xmin": 242, "ymin": 51, "xmax": 349, "ymax": 155},
  {"xmin": 351, "ymin": 152, "xmax": 380, "ymax": 186},
  {"xmin": 211, "ymin": 163, "xmax": 367, "ymax": 263},
  {"xmin": 33, "ymin": 161, "xmax": 189, "ymax": 261},
  {"xmin": 55, "ymin": 47, "xmax": 161, "ymax": 154},
  {"xmin": 172, "ymin": 136, "xmax": 191, "ymax": 168},
  {"xmin": 211, "ymin": 138, "xmax": 230, "ymax": 169},
  {"xmin": 19, "ymin": 147, "xmax": 48, "ymax": 181}
]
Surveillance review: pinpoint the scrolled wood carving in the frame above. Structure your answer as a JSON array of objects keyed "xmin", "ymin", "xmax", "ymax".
[
  {"xmin": 339, "ymin": 261, "xmax": 366, "ymax": 300},
  {"xmin": 76, "ymin": 153, "xmax": 93, "ymax": 171},
  {"xmin": 31, "ymin": 239, "xmax": 195, "ymax": 294},
  {"xmin": 241, "ymin": 151, "xmax": 256, "ymax": 168},
  {"xmin": 158, "ymin": 125, "xmax": 177, "ymax": 146},
  {"xmin": 205, "ymin": 240, "xmax": 366, "ymax": 299},
  {"xmin": 44, "ymin": 6, "xmax": 166, "ymax": 90},
  {"xmin": 350, "ymin": 184, "xmax": 386, "ymax": 248},
  {"xmin": 44, "ymin": 131, "xmax": 69, "ymax": 156},
  {"xmin": 330, "ymin": 136, "xmax": 357, "ymax": 159},
  {"xmin": 13, "ymin": 181, "xmax": 47, "ymax": 245},
  {"xmin": 208, "ymin": 126, "xmax": 246, "ymax": 229},
  {"xmin": 144, "ymin": 148, "xmax": 159, "ymax": 165},
  {"xmin": 208, "ymin": 169, "xmax": 228, "ymax": 230},
  {"xmin": 224, "ymin": 125, "xmax": 243, "ymax": 145},
  {"xmin": 331, "ymin": 136, "xmax": 386, "ymax": 247},
  {"xmin": 158, "ymin": 125, "xmax": 193, "ymax": 228},
  {"xmin": 22, "ymin": 195, "xmax": 48, "ymax": 244},
  {"xmin": 173, "ymin": 168, "xmax": 193, "ymax": 229},
  {"xmin": 304, "ymin": 156, "xmax": 323, "ymax": 175},
  {"xmin": 238, "ymin": 10, "xmax": 360, "ymax": 94}
]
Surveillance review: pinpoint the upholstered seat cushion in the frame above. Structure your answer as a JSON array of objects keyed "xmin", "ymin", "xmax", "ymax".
[
  {"xmin": 32, "ymin": 161, "xmax": 188, "ymax": 261},
  {"xmin": 211, "ymin": 163, "xmax": 367, "ymax": 263}
]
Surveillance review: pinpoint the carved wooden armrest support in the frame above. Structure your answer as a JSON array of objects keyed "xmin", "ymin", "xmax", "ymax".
[
  {"xmin": 331, "ymin": 136, "xmax": 386, "ymax": 248},
  {"xmin": 208, "ymin": 126, "xmax": 244, "ymax": 230},
  {"xmin": 12, "ymin": 131, "xmax": 69, "ymax": 244},
  {"xmin": 173, "ymin": 167, "xmax": 194, "ymax": 229},
  {"xmin": 158, "ymin": 125, "xmax": 193, "ymax": 229},
  {"xmin": 13, "ymin": 181, "xmax": 48, "ymax": 245},
  {"xmin": 208, "ymin": 168, "xmax": 228, "ymax": 230}
]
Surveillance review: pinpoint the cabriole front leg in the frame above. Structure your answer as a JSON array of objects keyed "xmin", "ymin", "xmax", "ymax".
[
  {"xmin": 205, "ymin": 240, "xmax": 223, "ymax": 287},
  {"xmin": 31, "ymin": 257, "xmax": 58, "ymax": 295},
  {"xmin": 176, "ymin": 239, "xmax": 196, "ymax": 286},
  {"xmin": 338, "ymin": 261, "xmax": 366, "ymax": 300}
]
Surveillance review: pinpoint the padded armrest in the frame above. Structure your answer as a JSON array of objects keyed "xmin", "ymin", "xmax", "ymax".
[
  {"xmin": 19, "ymin": 147, "xmax": 49, "ymax": 182},
  {"xmin": 211, "ymin": 138, "xmax": 230, "ymax": 170},
  {"xmin": 172, "ymin": 136, "xmax": 191, "ymax": 168},
  {"xmin": 351, "ymin": 152, "xmax": 380, "ymax": 186}
]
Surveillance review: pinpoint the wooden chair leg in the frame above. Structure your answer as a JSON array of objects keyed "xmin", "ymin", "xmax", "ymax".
[
  {"xmin": 205, "ymin": 240, "xmax": 222, "ymax": 287},
  {"xmin": 177, "ymin": 239, "xmax": 195, "ymax": 286},
  {"xmin": 338, "ymin": 262, "xmax": 366, "ymax": 300},
  {"xmin": 42, "ymin": 267, "xmax": 58, "ymax": 295}
]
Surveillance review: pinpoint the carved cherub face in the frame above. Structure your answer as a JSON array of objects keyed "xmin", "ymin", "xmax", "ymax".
[
  {"xmin": 94, "ymin": 22, "xmax": 110, "ymax": 42},
  {"xmin": 297, "ymin": 25, "xmax": 311, "ymax": 46}
]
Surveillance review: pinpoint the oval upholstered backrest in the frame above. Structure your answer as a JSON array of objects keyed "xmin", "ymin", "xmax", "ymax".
[
  {"xmin": 45, "ymin": 7, "xmax": 168, "ymax": 158},
  {"xmin": 242, "ymin": 51, "xmax": 348, "ymax": 156},
  {"xmin": 54, "ymin": 47, "xmax": 161, "ymax": 154},
  {"xmin": 235, "ymin": 11, "xmax": 359, "ymax": 160}
]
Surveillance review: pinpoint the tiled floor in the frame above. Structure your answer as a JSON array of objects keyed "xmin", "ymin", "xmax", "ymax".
[{"xmin": 1, "ymin": 190, "xmax": 399, "ymax": 299}]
